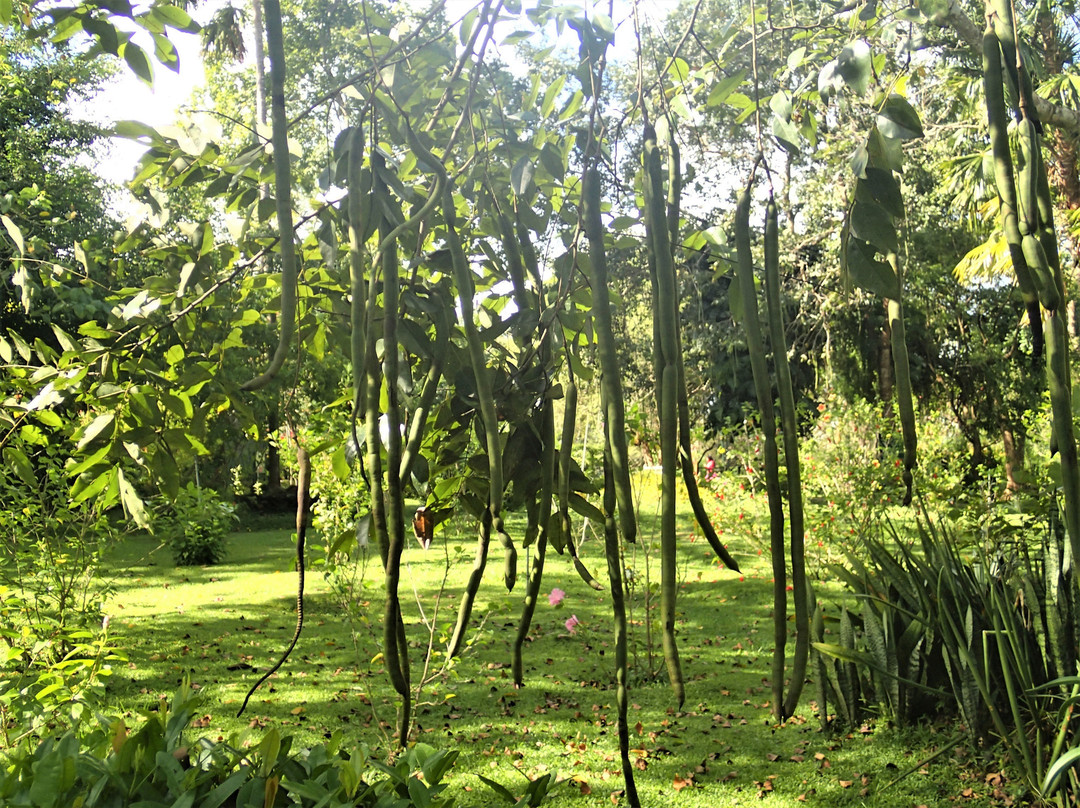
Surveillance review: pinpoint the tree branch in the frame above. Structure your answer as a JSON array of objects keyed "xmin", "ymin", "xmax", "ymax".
[{"xmin": 936, "ymin": 0, "xmax": 1080, "ymax": 135}]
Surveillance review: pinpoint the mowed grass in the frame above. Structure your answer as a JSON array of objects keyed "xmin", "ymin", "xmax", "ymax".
[{"xmin": 101, "ymin": 477, "xmax": 1017, "ymax": 808}]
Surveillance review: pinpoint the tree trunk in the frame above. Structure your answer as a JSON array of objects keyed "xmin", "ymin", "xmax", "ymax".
[
  {"xmin": 878, "ymin": 304, "xmax": 894, "ymax": 417},
  {"xmin": 1002, "ymin": 425, "xmax": 1026, "ymax": 493}
]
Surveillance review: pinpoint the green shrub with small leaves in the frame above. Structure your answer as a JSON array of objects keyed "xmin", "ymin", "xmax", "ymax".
[{"xmin": 156, "ymin": 483, "xmax": 237, "ymax": 567}]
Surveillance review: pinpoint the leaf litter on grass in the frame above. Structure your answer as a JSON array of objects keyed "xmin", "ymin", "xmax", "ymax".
[{"xmin": 100, "ymin": 507, "xmax": 1016, "ymax": 808}]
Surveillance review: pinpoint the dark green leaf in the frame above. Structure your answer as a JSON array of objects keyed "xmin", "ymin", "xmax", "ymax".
[
  {"xmin": 845, "ymin": 236, "xmax": 901, "ymax": 299},
  {"xmin": 836, "ymin": 40, "xmax": 872, "ymax": 96},
  {"xmin": 122, "ymin": 41, "xmax": 153, "ymax": 84},
  {"xmin": 4, "ymin": 446, "xmax": 35, "ymax": 488},
  {"xmin": 857, "ymin": 167, "xmax": 904, "ymax": 218},
  {"xmin": 850, "ymin": 200, "xmax": 898, "ymax": 254},
  {"xmin": 771, "ymin": 116, "xmax": 800, "ymax": 155},
  {"xmin": 877, "ymin": 94, "xmax": 923, "ymax": 140}
]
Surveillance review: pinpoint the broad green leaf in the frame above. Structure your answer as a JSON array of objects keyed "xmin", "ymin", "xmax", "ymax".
[
  {"xmin": 122, "ymin": 41, "xmax": 153, "ymax": 85},
  {"xmin": 706, "ymin": 71, "xmax": 746, "ymax": 107},
  {"xmin": 539, "ymin": 142, "xmax": 565, "ymax": 180},
  {"xmin": 849, "ymin": 143, "xmax": 869, "ymax": 179},
  {"xmin": 850, "ymin": 200, "xmax": 898, "ymax": 254},
  {"xmin": 877, "ymin": 94, "xmax": 924, "ymax": 140},
  {"xmin": 0, "ymin": 0, "xmax": 11, "ymax": 26},
  {"xmin": 769, "ymin": 90, "xmax": 792, "ymax": 120},
  {"xmin": 836, "ymin": 40, "xmax": 871, "ymax": 96},
  {"xmin": 4, "ymin": 446, "xmax": 36, "ymax": 487},
  {"xmin": 845, "ymin": 236, "xmax": 901, "ymax": 300},
  {"xmin": 865, "ymin": 126, "xmax": 903, "ymax": 172},
  {"xmin": 771, "ymin": 116, "xmax": 800, "ymax": 155},
  {"xmin": 1, "ymin": 214, "xmax": 24, "ymax": 255},
  {"xmin": 150, "ymin": 3, "xmax": 200, "ymax": 32},
  {"xmin": 117, "ymin": 468, "xmax": 151, "ymax": 529},
  {"xmin": 917, "ymin": 0, "xmax": 949, "ymax": 23},
  {"xmin": 541, "ymin": 75, "xmax": 566, "ymax": 118},
  {"xmin": 150, "ymin": 449, "xmax": 180, "ymax": 500},
  {"xmin": 71, "ymin": 470, "xmax": 112, "ymax": 504},
  {"xmin": 511, "ymin": 156, "xmax": 535, "ymax": 197},
  {"xmin": 664, "ymin": 56, "xmax": 690, "ymax": 82},
  {"xmin": 76, "ymin": 412, "xmax": 116, "ymax": 450},
  {"xmin": 856, "ymin": 167, "xmax": 904, "ymax": 218},
  {"xmin": 787, "ymin": 46, "xmax": 805, "ymax": 71},
  {"xmin": 151, "ymin": 32, "xmax": 179, "ymax": 70},
  {"xmin": 331, "ymin": 444, "xmax": 350, "ymax": 481}
]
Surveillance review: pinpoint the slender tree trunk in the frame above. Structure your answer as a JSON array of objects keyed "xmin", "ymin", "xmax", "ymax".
[
  {"xmin": 878, "ymin": 306, "xmax": 893, "ymax": 417},
  {"xmin": 1002, "ymin": 425, "xmax": 1026, "ymax": 493}
]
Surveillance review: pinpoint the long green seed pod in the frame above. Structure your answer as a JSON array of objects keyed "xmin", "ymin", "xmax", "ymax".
[
  {"xmin": 512, "ymin": 399, "xmax": 555, "ymax": 685},
  {"xmin": 581, "ymin": 165, "xmax": 638, "ymax": 546},
  {"xmin": 735, "ymin": 188, "xmax": 787, "ymax": 720},
  {"xmin": 348, "ymin": 126, "xmax": 369, "ymax": 465},
  {"xmin": 642, "ymin": 125, "xmax": 684, "ymax": 707},
  {"xmin": 661, "ymin": 127, "xmax": 741, "ymax": 572},
  {"xmin": 1022, "ymin": 233, "xmax": 1061, "ymax": 312},
  {"xmin": 448, "ymin": 183, "xmax": 515, "ymax": 592},
  {"xmin": 380, "ymin": 221, "xmax": 411, "ymax": 746},
  {"xmin": 1017, "ymin": 116, "xmax": 1041, "ymax": 238},
  {"xmin": 764, "ymin": 197, "xmax": 809, "ymax": 719},
  {"xmin": 603, "ymin": 443, "xmax": 641, "ymax": 808},
  {"xmin": 886, "ymin": 262, "xmax": 917, "ymax": 506},
  {"xmin": 982, "ymin": 23, "xmax": 1043, "ymax": 354},
  {"xmin": 399, "ymin": 303, "xmax": 449, "ymax": 484},
  {"xmin": 557, "ymin": 365, "xmax": 603, "ymax": 589},
  {"xmin": 241, "ymin": 0, "xmax": 296, "ymax": 392}
]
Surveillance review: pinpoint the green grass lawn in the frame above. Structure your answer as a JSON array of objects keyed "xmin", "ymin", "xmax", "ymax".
[{"xmin": 100, "ymin": 480, "xmax": 1020, "ymax": 808}]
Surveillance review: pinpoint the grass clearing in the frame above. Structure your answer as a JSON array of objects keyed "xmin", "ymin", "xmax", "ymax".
[{"xmin": 99, "ymin": 478, "xmax": 1018, "ymax": 808}]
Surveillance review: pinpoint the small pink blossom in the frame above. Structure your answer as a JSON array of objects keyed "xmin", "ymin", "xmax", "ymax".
[
  {"xmin": 548, "ymin": 588, "xmax": 566, "ymax": 607},
  {"xmin": 565, "ymin": 614, "xmax": 580, "ymax": 634}
]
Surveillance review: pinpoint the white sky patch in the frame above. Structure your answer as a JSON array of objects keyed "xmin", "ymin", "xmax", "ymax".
[{"xmin": 82, "ymin": 0, "xmax": 675, "ymax": 192}]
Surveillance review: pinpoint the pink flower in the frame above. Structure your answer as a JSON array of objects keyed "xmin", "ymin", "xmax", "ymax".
[
  {"xmin": 548, "ymin": 588, "xmax": 566, "ymax": 607},
  {"xmin": 565, "ymin": 614, "xmax": 580, "ymax": 633}
]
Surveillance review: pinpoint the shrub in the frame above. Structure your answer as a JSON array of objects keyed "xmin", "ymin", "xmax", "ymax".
[
  {"xmin": 0, "ymin": 680, "xmax": 463, "ymax": 808},
  {"xmin": 157, "ymin": 483, "xmax": 237, "ymax": 566}
]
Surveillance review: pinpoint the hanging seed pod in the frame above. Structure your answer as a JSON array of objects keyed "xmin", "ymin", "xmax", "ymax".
[
  {"xmin": 764, "ymin": 196, "xmax": 809, "ymax": 719},
  {"xmin": 581, "ymin": 164, "xmax": 638, "ymax": 546},
  {"xmin": 734, "ymin": 187, "xmax": 787, "ymax": 720},
  {"xmin": 982, "ymin": 22, "xmax": 1043, "ymax": 353},
  {"xmin": 242, "ymin": 0, "xmax": 296, "ymax": 392}
]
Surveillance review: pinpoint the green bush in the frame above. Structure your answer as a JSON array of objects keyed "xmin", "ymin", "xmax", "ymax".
[
  {"xmin": 157, "ymin": 484, "xmax": 237, "ymax": 566},
  {"xmin": 0, "ymin": 680, "xmax": 462, "ymax": 808},
  {"xmin": 0, "ymin": 441, "xmax": 125, "ymax": 743}
]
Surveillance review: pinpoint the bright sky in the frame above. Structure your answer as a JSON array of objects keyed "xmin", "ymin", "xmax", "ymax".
[{"xmin": 90, "ymin": 0, "xmax": 675, "ymax": 186}]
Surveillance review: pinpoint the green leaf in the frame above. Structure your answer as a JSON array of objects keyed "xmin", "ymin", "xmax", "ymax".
[
  {"xmin": 856, "ymin": 167, "xmax": 904, "ymax": 218},
  {"xmin": 917, "ymin": 0, "xmax": 949, "ymax": 23},
  {"xmin": 567, "ymin": 491, "xmax": 603, "ymax": 522},
  {"xmin": 0, "ymin": 0, "xmax": 11, "ymax": 26},
  {"xmin": 850, "ymin": 200, "xmax": 898, "ymax": 254},
  {"xmin": 477, "ymin": 775, "xmax": 518, "ymax": 805},
  {"xmin": 541, "ymin": 75, "xmax": 566, "ymax": 118},
  {"xmin": 151, "ymin": 32, "xmax": 179, "ymax": 71},
  {"xmin": 539, "ymin": 142, "xmax": 565, "ymax": 180},
  {"xmin": 836, "ymin": 40, "xmax": 872, "ymax": 96},
  {"xmin": 1044, "ymin": 746, "xmax": 1080, "ymax": 794},
  {"xmin": 150, "ymin": 3, "xmax": 200, "ymax": 32},
  {"xmin": 510, "ymin": 156, "xmax": 535, "ymax": 197},
  {"xmin": 117, "ymin": 468, "xmax": 151, "ymax": 529},
  {"xmin": 771, "ymin": 115, "xmax": 800, "ymax": 155},
  {"xmin": 122, "ymin": 41, "xmax": 153, "ymax": 85},
  {"xmin": 76, "ymin": 413, "xmax": 116, "ymax": 450},
  {"xmin": 706, "ymin": 71, "xmax": 746, "ymax": 107},
  {"xmin": 845, "ymin": 236, "xmax": 901, "ymax": 300},
  {"xmin": 331, "ymin": 444, "xmax": 350, "ymax": 481},
  {"xmin": 877, "ymin": 94, "xmax": 923, "ymax": 140},
  {"xmin": 4, "ymin": 446, "xmax": 36, "ymax": 487},
  {"xmin": 1, "ymin": 214, "xmax": 25, "ymax": 255}
]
